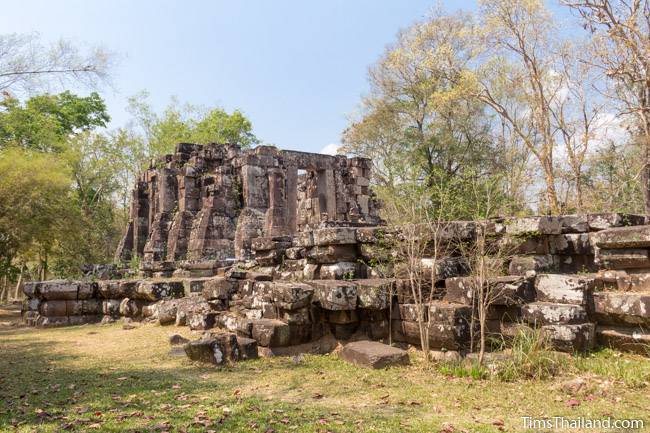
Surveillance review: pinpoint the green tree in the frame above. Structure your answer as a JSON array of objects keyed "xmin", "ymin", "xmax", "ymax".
[
  {"xmin": 125, "ymin": 92, "xmax": 258, "ymax": 159},
  {"xmin": 0, "ymin": 148, "xmax": 74, "ymax": 280},
  {"xmin": 0, "ymin": 91, "xmax": 110, "ymax": 152}
]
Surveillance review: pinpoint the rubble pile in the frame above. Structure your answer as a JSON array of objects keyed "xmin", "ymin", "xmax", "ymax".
[{"xmin": 19, "ymin": 143, "xmax": 650, "ymax": 362}]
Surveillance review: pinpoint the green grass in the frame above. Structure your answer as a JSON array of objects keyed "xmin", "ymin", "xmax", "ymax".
[{"xmin": 0, "ymin": 305, "xmax": 649, "ymax": 432}]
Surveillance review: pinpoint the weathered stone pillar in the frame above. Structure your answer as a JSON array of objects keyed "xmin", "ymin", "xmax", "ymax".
[
  {"xmin": 286, "ymin": 165, "xmax": 298, "ymax": 234},
  {"xmin": 265, "ymin": 168, "xmax": 288, "ymax": 237}
]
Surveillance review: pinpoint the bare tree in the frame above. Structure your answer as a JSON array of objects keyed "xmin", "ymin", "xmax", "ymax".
[
  {"xmin": 0, "ymin": 33, "xmax": 112, "ymax": 94},
  {"xmin": 563, "ymin": 0, "xmax": 650, "ymax": 212}
]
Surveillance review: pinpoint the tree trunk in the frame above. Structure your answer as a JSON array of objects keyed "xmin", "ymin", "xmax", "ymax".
[
  {"xmin": 14, "ymin": 265, "xmax": 24, "ymax": 301},
  {"xmin": 641, "ymin": 140, "xmax": 650, "ymax": 215},
  {"xmin": 542, "ymin": 162, "xmax": 560, "ymax": 214},
  {"xmin": 0, "ymin": 276, "xmax": 6, "ymax": 303}
]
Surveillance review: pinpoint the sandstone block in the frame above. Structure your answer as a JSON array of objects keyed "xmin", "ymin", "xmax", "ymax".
[
  {"xmin": 319, "ymin": 262, "xmax": 359, "ymax": 280},
  {"xmin": 187, "ymin": 311, "xmax": 219, "ymax": 330},
  {"xmin": 251, "ymin": 319, "xmax": 291, "ymax": 347},
  {"xmin": 340, "ymin": 341, "xmax": 409, "ymax": 369},
  {"xmin": 39, "ymin": 280, "xmax": 79, "ymax": 301},
  {"xmin": 593, "ymin": 291, "xmax": 650, "ymax": 326},
  {"xmin": 305, "ymin": 245, "xmax": 358, "ymax": 264},
  {"xmin": 135, "ymin": 280, "xmax": 184, "ymax": 301},
  {"xmin": 596, "ymin": 326, "xmax": 650, "ymax": 355},
  {"xmin": 202, "ymin": 277, "xmax": 238, "ymax": 301},
  {"xmin": 558, "ymin": 215, "xmax": 589, "ymax": 233},
  {"xmin": 521, "ymin": 302, "xmax": 588, "ymax": 326},
  {"xmin": 508, "ymin": 255, "xmax": 558, "ymax": 275},
  {"xmin": 587, "ymin": 213, "xmax": 646, "ymax": 231},
  {"xmin": 444, "ymin": 276, "xmax": 532, "ymax": 306},
  {"xmin": 184, "ymin": 333, "xmax": 240, "ymax": 364},
  {"xmin": 272, "ymin": 282, "xmax": 314, "ymax": 310},
  {"xmin": 596, "ymin": 248, "xmax": 650, "ymax": 269},
  {"xmin": 541, "ymin": 323, "xmax": 595, "ymax": 352},
  {"xmin": 591, "ymin": 225, "xmax": 650, "ymax": 249},
  {"xmin": 505, "ymin": 216, "xmax": 562, "ymax": 235},
  {"xmin": 535, "ymin": 274, "xmax": 594, "ymax": 305},
  {"xmin": 310, "ymin": 280, "xmax": 357, "ymax": 310},
  {"xmin": 236, "ymin": 336, "xmax": 259, "ymax": 360},
  {"xmin": 355, "ymin": 278, "xmax": 393, "ymax": 310},
  {"xmin": 392, "ymin": 320, "xmax": 470, "ymax": 350},
  {"xmin": 313, "ymin": 227, "xmax": 357, "ymax": 245}
]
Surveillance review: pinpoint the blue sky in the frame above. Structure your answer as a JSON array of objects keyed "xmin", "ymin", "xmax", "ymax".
[{"xmin": 1, "ymin": 0, "xmax": 575, "ymax": 154}]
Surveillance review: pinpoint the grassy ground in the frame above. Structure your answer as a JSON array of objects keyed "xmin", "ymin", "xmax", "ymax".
[{"xmin": 1, "ymin": 304, "xmax": 649, "ymax": 433}]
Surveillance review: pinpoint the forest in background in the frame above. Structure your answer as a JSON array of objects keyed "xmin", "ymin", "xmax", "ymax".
[{"xmin": 1, "ymin": 0, "xmax": 649, "ymax": 293}]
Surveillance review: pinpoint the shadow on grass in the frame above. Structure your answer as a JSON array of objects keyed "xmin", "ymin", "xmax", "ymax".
[{"xmin": 0, "ymin": 326, "xmax": 410, "ymax": 433}]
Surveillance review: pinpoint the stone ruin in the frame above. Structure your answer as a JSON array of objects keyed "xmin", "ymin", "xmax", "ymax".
[{"xmin": 21, "ymin": 143, "xmax": 650, "ymax": 365}]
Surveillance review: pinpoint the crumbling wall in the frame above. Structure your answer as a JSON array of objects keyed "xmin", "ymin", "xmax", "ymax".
[{"xmin": 114, "ymin": 144, "xmax": 381, "ymax": 267}]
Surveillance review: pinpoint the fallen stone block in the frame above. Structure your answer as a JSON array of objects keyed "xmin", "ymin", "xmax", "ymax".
[
  {"xmin": 217, "ymin": 313, "xmax": 253, "ymax": 337},
  {"xmin": 119, "ymin": 298, "xmax": 151, "ymax": 318},
  {"xmin": 501, "ymin": 235, "xmax": 550, "ymax": 255},
  {"xmin": 396, "ymin": 303, "xmax": 425, "ymax": 322},
  {"xmin": 310, "ymin": 280, "xmax": 357, "ymax": 310},
  {"xmin": 251, "ymin": 319, "xmax": 291, "ymax": 347},
  {"xmin": 236, "ymin": 336, "xmax": 259, "ymax": 359},
  {"xmin": 355, "ymin": 279, "xmax": 392, "ymax": 310},
  {"xmin": 593, "ymin": 291, "xmax": 650, "ymax": 326},
  {"xmin": 535, "ymin": 274, "xmax": 594, "ymax": 305},
  {"xmin": 305, "ymin": 245, "xmax": 358, "ymax": 264},
  {"xmin": 596, "ymin": 248, "xmax": 650, "ymax": 269},
  {"xmin": 596, "ymin": 270, "xmax": 650, "ymax": 292},
  {"xmin": 596, "ymin": 326, "xmax": 650, "ymax": 355},
  {"xmin": 202, "ymin": 277, "xmax": 238, "ymax": 301},
  {"xmin": 187, "ymin": 311, "xmax": 219, "ymax": 330},
  {"xmin": 559, "ymin": 215, "xmax": 589, "ymax": 233},
  {"xmin": 508, "ymin": 255, "xmax": 558, "ymax": 275},
  {"xmin": 588, "ymin": 213, "xmax": 646, "ymax": 231},
  {"xmin": 102, "ymin": 299, "xmax": 121, "ymax": 317},
  {"xmin": 319, "ymin": 262, "xmax": 360, "ymax": 280},
  {"xmin": 184, "ymin": 333, "xmax": 240, "ymax": 364},
  {"xmin": 97, "ymin": 280, "xmax": 138, "ymax": 299},
  {"xmin": 505, "ymin": 216, "xmax": 562, "ymax": 235},
  {"xmin": 340, "ymin": 340, "xmax": 409, "ymax": 369},
  {"xmin": 39, "ymin": 280, "xmax": 79, "ymax": 301},
  {"xmin": 541, "ymin": 323, "xmax": 595, "ymax": 353},
  {"xmin": 157, "ymin": 299, "xmax": 179, "ymax": 325},
  {"xmin": 135, "ymin": 280, "xmax": 184, "ymax": 301},
  {"xmin": 591, "ymin": 225, "xmax": 650, "ymax": 249},
  {"xmin": 521, "ymin": 302, "xmax": 588, "ymax": 326},
  {"xmin": 444, "ymin": 276, "xmax": 532, "ymax": 306},
  {"xmin": 428, "ymin": 301, "xmax": 472, "ymax": 325},
  {"xmin": 272, "ymin": 282, "xmax": 314, "ymax": 310},
  {"xmin": 278, "ymin": 307, "xmax": 311, "ymax": 325},
  {"xmin": 392, "ymin": 320, "xmax": 470, "ymax": 350},
  {"xmin": 313, "ymin": 227, "xmax": 357, "ymax": 245}
]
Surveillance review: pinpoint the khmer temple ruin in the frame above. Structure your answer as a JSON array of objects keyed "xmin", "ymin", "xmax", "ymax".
[{"xmin": 21, "ymin": 143, "xmax": 650, "ymax": 364}]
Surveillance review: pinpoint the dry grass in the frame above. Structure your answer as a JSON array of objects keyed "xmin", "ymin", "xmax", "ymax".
[{"xmin": 0, "ymin": 304, "xmax": 648, "ymax": 432}]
